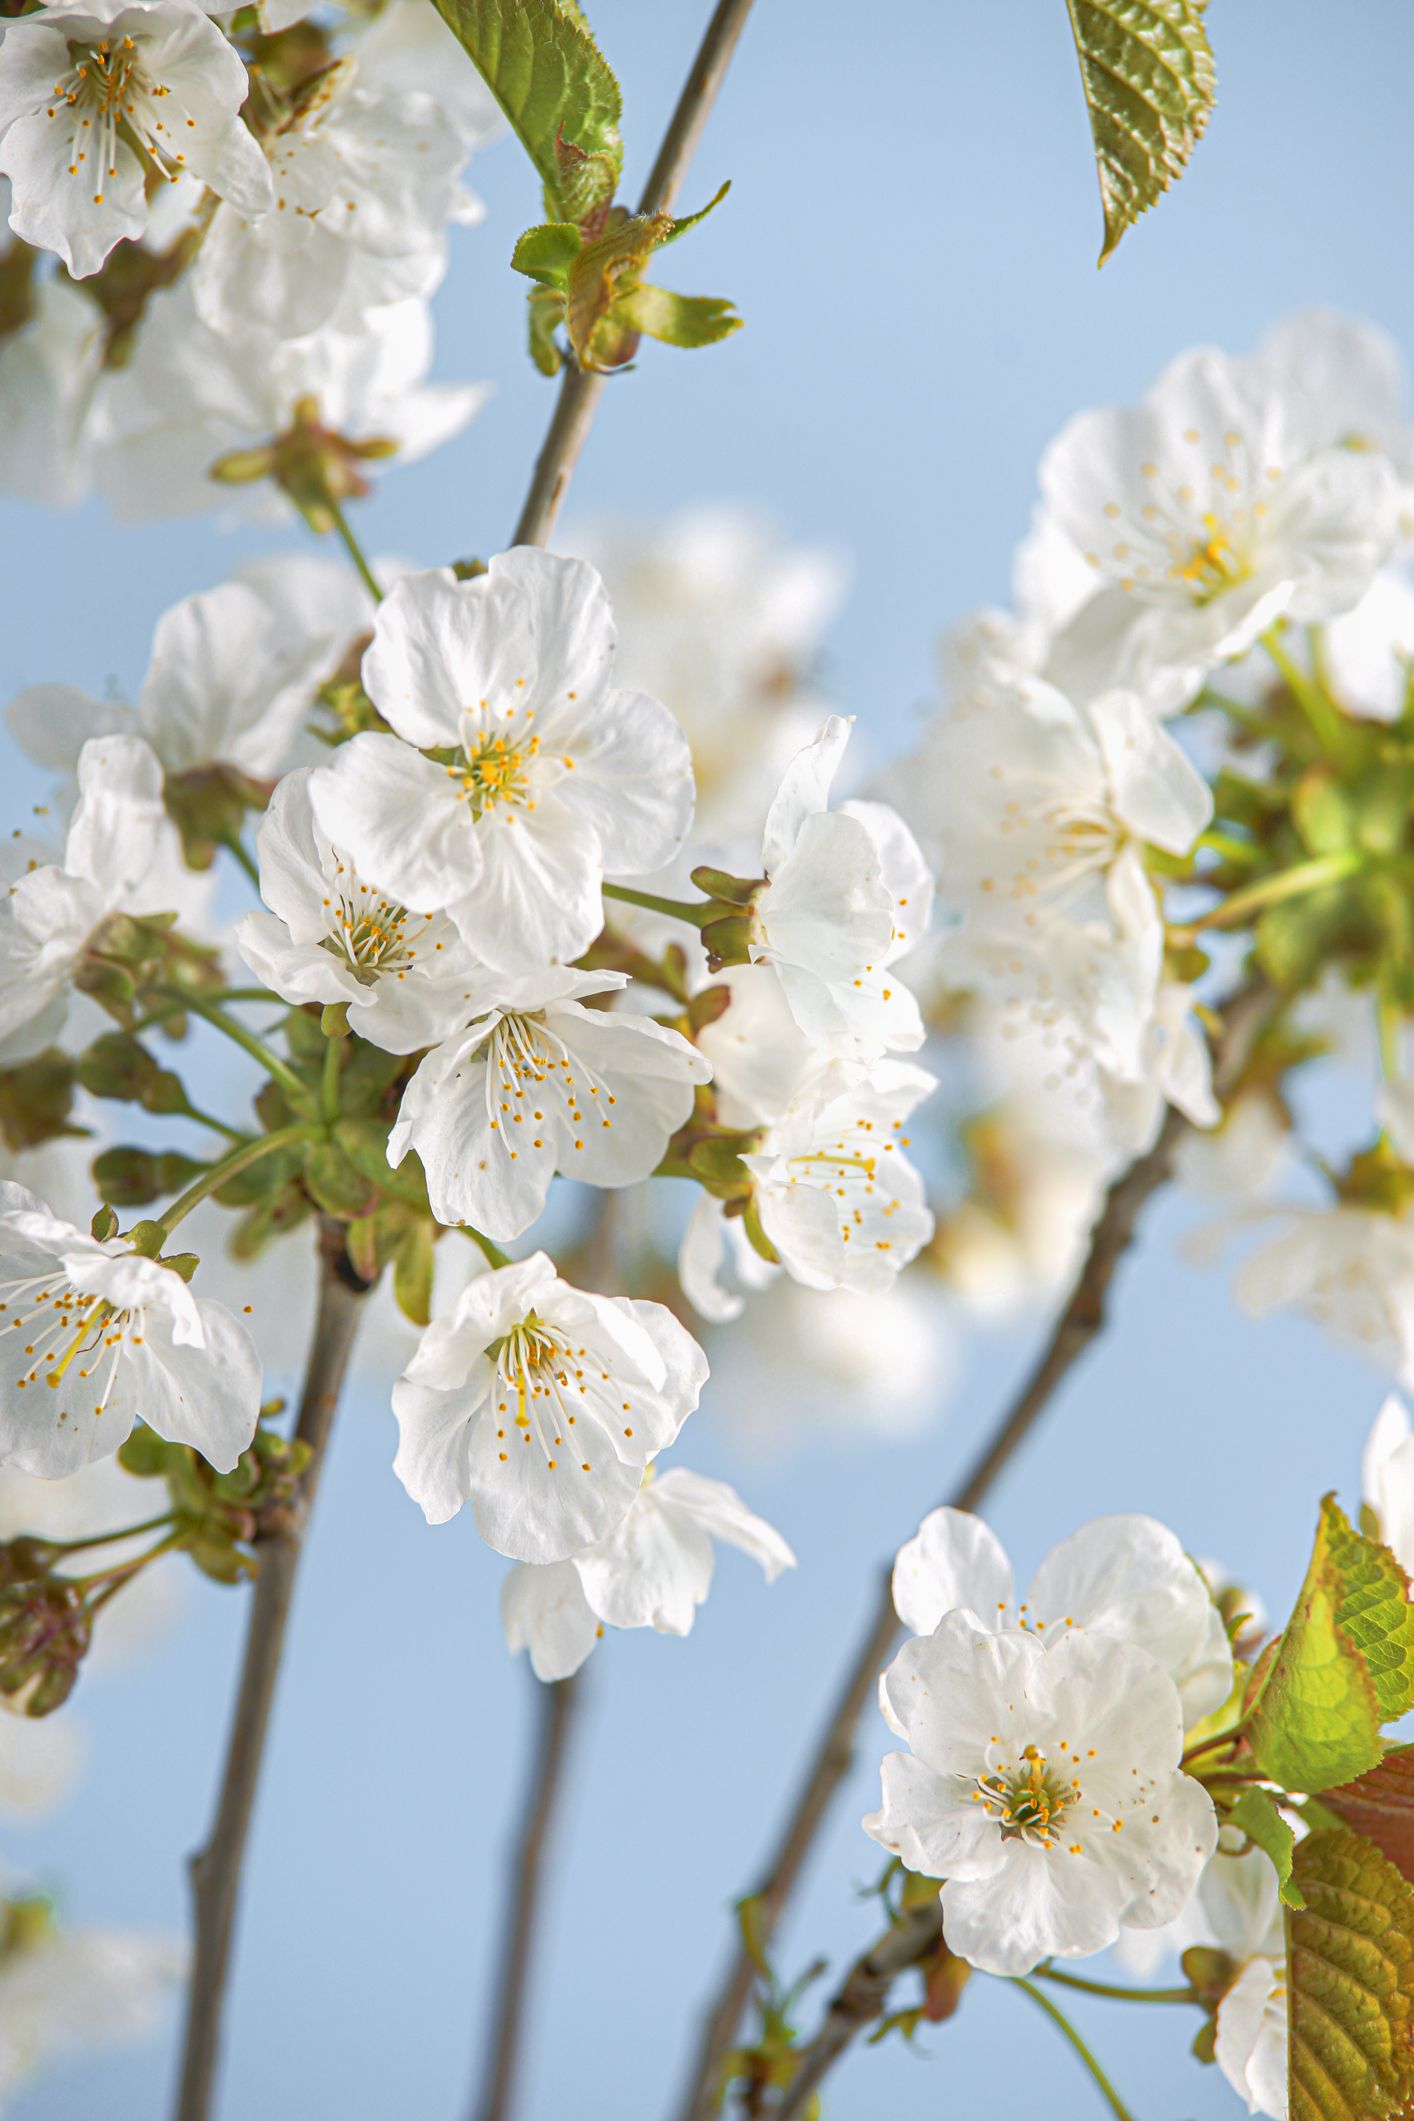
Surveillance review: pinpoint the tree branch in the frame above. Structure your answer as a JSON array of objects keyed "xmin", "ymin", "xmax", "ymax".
[
  {"xmin": 511, "ymin": 0, "xmax": 758, "ymax": 551},
  {"xmin": 771, "ymin": 1903, "xmax": 944, "ymax": 2121},
  {"xmin": 471, "ymin": 1676, "xmax": 582, "ymax": 2121},
  {"xmin": 174, "ymin": 1224, "xmax": 369, "ymax": 2121},
  {"xmin": 671, "ymin": 985, "xmax": 1270, "ymax": 2121}
]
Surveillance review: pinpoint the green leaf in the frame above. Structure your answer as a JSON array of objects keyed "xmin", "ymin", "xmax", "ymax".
[
  {"xmin": 1323, "ymin": 1499, "xmax": 1414, "ymax": 1722},
  {"xmin": 1287, "ymin": 1828, "xmax": 1414, "ymax": 2120},
  {"xmin": 1324, "ymin": 1751, "xmax": 1414, "ymax": 1888},
  {"xmin": 1246, "ymin": 1498, "xmax": 1384, "ymax": 1794},
  {"xmin": 427, "ymin": 0, "xmax": 622, "ymax": 222},
  {"xmin": 526, "ymin": 284, "xmax": 564, "ymax": 375},
  {"xmin": 510, "ymin": 220, "xmax": 583, "ymax": 290},
  {"xmin": 1064, "ymin": 0, "xmax": 1216, "ymax": 263},
  {"xmin": 1228, "ymin": 1787, "xmax": 1305, "ymax": 1908},
  {"xmin": 613, "ymin": 283, "xmax": 742, "ymax": 349}
]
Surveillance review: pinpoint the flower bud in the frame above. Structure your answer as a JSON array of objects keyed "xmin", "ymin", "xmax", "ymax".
[
  {"xmin": 0, "ymin": 1579, "xmax": 92, "ymax": 1717},
  {"xmin": 0, "ymin": 1050, "xmax": 77, "ymax": 1153},
  {"xmin": 701, "ymin": 912, "xmax": 754, "ymax": 972}
]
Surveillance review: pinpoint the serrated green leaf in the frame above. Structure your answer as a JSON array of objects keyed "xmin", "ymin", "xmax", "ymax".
[
  {"xmin": 428, "ymin": 0, "xmax": 622, "ymax": 223},
  {"xmin": 1064, "ymin": 0, "xmax": 1216, "ymax": 263},
  {"xmin": 1324, "ymin": 1500, "xmax": 1414, "ymax": 1722},
  {"xmin": 1287, "ymin": 1828, "xmax": 1414, "ymax": 2119},
  {"xmin": 1324, "ymin": 1751, "xmax": 1414, "ymax": 1888},
  {"xmin": 614, "ymin": 284, "xmax": 742, "ymax": 349},
  {"xmin": 1228, "ymin": 1788, "xmax": 1305, "ymax": 1908},
  {"xmin": 510, "ymin": 220, "xmax": 582, "ymax": 289},
  {"xmin": 1247, "ymin": 1498, "xmax": 1384, "ymax": 1794}
]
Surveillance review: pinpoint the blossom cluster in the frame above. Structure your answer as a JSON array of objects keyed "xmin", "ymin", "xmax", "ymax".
[{"xmin": 5, "ymin": 0, "xmax": 1414, "ymax": 2091}]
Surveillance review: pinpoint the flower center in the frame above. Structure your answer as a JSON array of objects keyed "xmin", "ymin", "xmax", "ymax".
[
  {"xmin": 50, "ymin": 35, "xmax": 184, "ymax": 204},
  {"xmin": 1172, "ymin": 513, "xmax": 1250, "ymax": 602},
  {"xmin": 482, "ymin": 1312, "xmax": 637, "ymax": 1477},
  {"xmin": 975, "ymin": 1745, "xmax": 1080, "ymax": 1848},
  {"xmin": 0, "ymin": 1273, "xmax": 137, "ymax": 1418},
  {"xmin": 322, "ymin": 864, "xmax": 433, "ymax": 986},
  {"xmin": 482, "ymin": 1012, "xmax": 615, "ymax": 1161},
  {"xmin": 450, "ymin": 730, "xmax": 540, "ymax": 819}
]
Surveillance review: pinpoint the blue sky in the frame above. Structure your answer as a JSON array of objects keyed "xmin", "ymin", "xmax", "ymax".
[{"xmin": 7, "ymin": 3, "xmax": 1414, "ymax": 2116}]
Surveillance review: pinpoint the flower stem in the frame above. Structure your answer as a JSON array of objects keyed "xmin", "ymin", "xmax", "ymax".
[
  {"xmin": 1180, "ymin": 1722, "xmax": 1246, "ymax": 1768},
  {"xmin": 1378, "ymin": 992, "xmax": 1403, "ymax": 1083},
  {"xmin": 218, "ymin": 831, "xmax": 260, "ymax": 889},
  {"xmin": 320, "ymin": 1034, "xmax": 343, "ymax": 1127},
  {"xmin": 1187, "ymin": 848, "xmax": 1363, "ymax": 935},
  {"xmin": 79, "ymin": 1528, "xmax": 189, "ymax": 1600},
  {"xmin": 323, "ymin": 495, "xmax": 384, "ymax": 603},
  {"xmin": 1034, "ymin": 1965, "xmax": 1197, "ymax": 2006},
  {"xmin": 40, "ymin": 1512, "xmax": 177, "ymax": 1556},
  {"xmin": 602, "ymin": 881, "xmax": 710, "ymax": 929},
  {"xmin": 158, "ymin": 990, "xmax": 307, "ymax": 1103},
  {"xmin": 464, "ymin": 1226, "xmax": 511, "ymax": 1271},
  {"xmin": 156, "ymin": 1125, "xmax": 310, "ymax": 1238},
  {"xmin": 1196, "ymin": 827, "xmax": 1263, "ymax": 870},
  {"xmin": 1263, "ymin": 624, "xmax": 1347, "ymax": 756},
  {"xmin": 1010, "ymin": 1978, "xmax": 1137, "ymax": 2121}
]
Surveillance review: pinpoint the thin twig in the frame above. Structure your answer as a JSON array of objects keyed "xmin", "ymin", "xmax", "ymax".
[
  {"xmin": 511, "ymin": 0, "xmax": 757, "ymax": 551},
  {"xmin": 769, "ymin": 1904, "xmax": 944, "ymax": 2121},
  {"xmin": 672, "ymin": 985, "xmax": 1270, "ymax": 2121},
  {"xmin": 174, "ymin": 1225, "xmax": 369, "ymax": 2121},
  {"xmin": 472, "ymin": 1677, "xmax": 582, "ymax": 2121}
]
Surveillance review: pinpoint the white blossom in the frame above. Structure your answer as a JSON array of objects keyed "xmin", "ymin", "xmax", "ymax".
[
  {"xmin": 568, "ymin": 507, "xmax": 847, "ymax": 836},
  {"xmin": 1236, "ymin": 1206, "xmax": 1414, "ymax": 1390},
  {"xmin": 864, "ymin": 1609, "xmax": 1218, "ymax": 1976},
  {"xmin": 350, "ymin": 0, "xmax": 505, "ymax": 147},
  {"xmin": 1200, "ymin": 1838, "xmax": 1289, "ymax": 2117},
  {"xmin": 1362, "ymin": 1393, "xmax": 1414, "ymax": 1578},
  {"xmin": 915, "ymin": 675, "xmax": 1210, "ymax": 934},
  {"xmin": 500, "ymin": 1466, "xmax": 794, "ymax": 1680},
  {"xmin": 692, "ymin": 963, "xmax": 816, "ymax": 1130},
  {"xmin": 95, "ymin": 286, "xmax": 484, "ymax": 520},
  {"xmin": 891, "ymin": 1506, "xmax": 1233, "ymax": 1726},
  {"xmin": 391, "ymin": 1251, "xmax": 708, "ymax": 1562},
  {"xmin": 0, "ymin": 269, "xmax": 104, "ymax": 505},
  {"xmin": 0, "ymin": 733, "xmax": 168, "ymax": 1061},
  {"xmin": 677, "ymin": 1193, "xmax": 778, "ymax": 1325},
  {"xmin": 1256, "ymin": 308, "xmax": 1414, "ymax": 503},
  {"xmin": 748, "ymin": 716, "xmax": 932, "ymax": 1056},
  {"xmin": 388, "ymin": 965, "xmax": 711, "ymax": 1238},
  {"xmin": 743, "ymin": 1060, "xmax": 935, "ymax": 1295},
  {"xmin": 309, "ymin": 551, "xmax": 696, "ymax": 969},
  {"xmin": 0, "ymin": 1182, "xmax": 262, "ymax": 1477},
  {"xmin": 0, "ymin": 1906, "xmax": 184, "ymax": 2102},
  {"xmin": 699, "ymin": 1271, "xmax": 950, "ymax": 1455},
  {"xmin": 9, "ymin": 577, "xmax": 338, "ymax": 791},
  {"xmin": 236, "ymin": 766, "xmax": 484, "ymax": 1052},
  {"xmin": 0, "ymin": 0, "xmax": 272, "ymax": 276},
  {"xmin": 194, "ymin": 59, "xmax": 474, "ymax": 339},
  {"xmin": 1037, "ymin": 344, "xmax": 1401, "ymax": 704}
]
